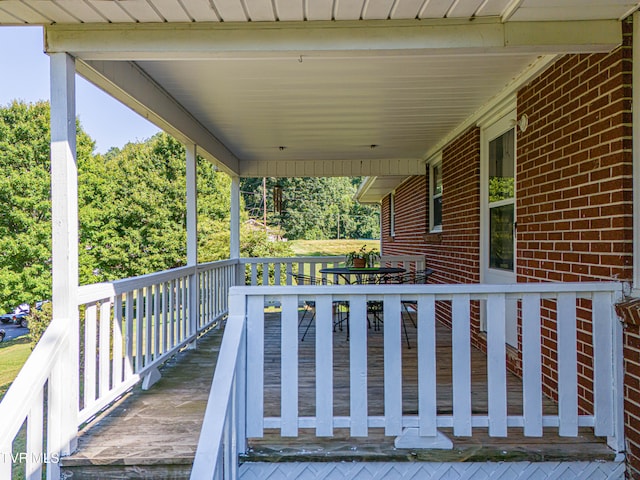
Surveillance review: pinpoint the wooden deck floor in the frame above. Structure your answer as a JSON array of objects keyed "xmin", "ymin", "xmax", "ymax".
[
  {"xmin": 61, "ymin": 307, "xmax": 615, "ymax": 478},
  {"xmin": 60, "ymin": 327, "xmax": 225, "ymax": 479}
]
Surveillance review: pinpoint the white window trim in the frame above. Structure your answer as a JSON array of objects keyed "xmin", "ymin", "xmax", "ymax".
[
  {"xmin": 389, "ymin": 192, "xmax": 395, "ymax": 237},
  {"xmin": 479, "ymin": 108, "xmax": 517, "ymax": 284},
  {"xmin": 429, "ymin": 155, "xmax": 443, "ymax": 233}
]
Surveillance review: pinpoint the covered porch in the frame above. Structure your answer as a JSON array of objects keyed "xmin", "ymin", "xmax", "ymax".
[{"xmin": 0, "ymin": 1, "xmax": 636, "ymax": 479}]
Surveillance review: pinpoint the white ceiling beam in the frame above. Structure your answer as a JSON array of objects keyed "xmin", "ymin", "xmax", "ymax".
[
  {"xmin": 76, "ymin": 59, "xmax": 239, "ymax": 175},
  {"xmin": 45, "ymin": 18, "xmax": 621, "ymax": 61},
  {"xmin": 239, "ymin": 158, "xmax": 425, "ymax": 178}
]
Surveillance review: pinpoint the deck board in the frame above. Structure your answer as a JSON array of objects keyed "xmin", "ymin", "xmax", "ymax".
[{"xmin": 61, "ymin": 327, "xmax": 224, "ymax": 476}]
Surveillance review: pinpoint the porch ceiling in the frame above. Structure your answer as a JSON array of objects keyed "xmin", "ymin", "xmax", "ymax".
[{"xmin": 5, "ymin": 1, "xmax": 633, "ymax": 181}]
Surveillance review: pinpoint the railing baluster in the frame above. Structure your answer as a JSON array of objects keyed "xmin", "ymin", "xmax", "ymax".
[
  {"xmin": 84, "ymin": 303, "xmax": 97, "ymax": 407},
  {"xmin": 487, "ymin": 293, "xmax": 507, "ymax": 437},
  {"xmin": 286, "ymin": 262, "xmax": 293, "ymax": 285},
  {"xmin": 251, "ymin": 263, "xmax": 258, "ymax": 286},
  {"xmin": 175, "ymin": 279, "xmax": 181, "ymax": 342},
  {"xmin": 246, "ymin": 295, "xmax": 265, "ymax": 437},
  {"xmin": 593, "ymin": 291, "xmax": 614, "ymax": 437},
  {"xmin": 384, "ymin": 295, "xmax": 402, "ymax": 436},
  {"xmin": 522, "ymin": 293, "xmax": 543, "ymax": 437},
  {"xmin": 136, "ymin": 288, "xmax": 144, "ymax": 372},
  {"xmin": 26, "ymin": 392, "xmax": 44, "ymax": 480},
  {"xmin": 170, "ymin": 279, "xmax": 177, "ymax": 349},
  {"xmin": 274, "ymin": 263, "xmax": 281, "ymax": 286},
  {"xmin": 48, "ymin": 356, "xmax": 64, "ymax": 477},
  {"xmin": 125, "ymin": 291, "xmax": 134, "ymax": 379},
  {"xmin": 154, "ymin": 282, "xmax": 161, "ymax": 358},
  {"xmin": 163, "ymin": 282, "xmax": 170, "ymax": 352},
  {"xmin": 281, "ymin": 295, "xmax": 299, "ymax": 437},
  {"xmin": 0, "ymin": 442, "xmax": 10, "ymax": 479},
  {"xmin": 99, "ymin": 300, "xmax": 112, "ymax": 396},
  {"xmin": 145, "ymin": 285, "xmax": 153, "ymax": 366},
  {"xmin": 350, "ymin": 295, "xmax": 368, "ymax": 437},
  {"xmin": 452, "ymin": 294, "xmax": 472, "ymax": 436},
  {"xmin": 418, "ymin": 294, "xmax": 437, "ymax": 436},
  {"xmin": 113, "ymin": 295, "xmax": 124, "ymax": 387},
  {"xmin": 182, "ymin": 276, "xmax": 188, "ymax": 339},
  {"xmin": 558, "ymin": 292, "xmax": 578, "ymax": 436},
  {"xmin": 315, "ymin": 295, "xmax": 334, "ymax": 437}
]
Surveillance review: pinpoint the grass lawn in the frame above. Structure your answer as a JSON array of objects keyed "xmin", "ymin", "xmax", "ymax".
[
  {"xmin": 0, "ymin": 336, "xmax": 30, "ymax": 479},
  {"xmin": 288, "ymin": 239, "xmax": 380, "ymax": 257},
  {"xmin": 0, "ymin": 335, "xmax": 31, "ymax": 400}
]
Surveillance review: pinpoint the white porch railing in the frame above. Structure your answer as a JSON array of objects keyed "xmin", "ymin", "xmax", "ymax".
[
  {"xmin": 240, "ymin": 256, "xmax": 344, "ymax": 286},
  {"xmin": 0, "ymin": 259, "xmax": 236, "ymax": 479},
  {"xmin": 239, "ymin": 254, "xmax": 426, "ymax": 286},
  {"xmin": 76, "ymin": 259, "xmax": 236, "ymax": 424},
  {"xmin": 193, "ymin": 281, "xmax": 624, "ymax": 479}
]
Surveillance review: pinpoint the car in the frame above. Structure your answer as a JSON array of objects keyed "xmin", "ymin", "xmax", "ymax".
[{"xmin": 0, "ymin": 303, "xmax": 30, "ymax": 327}]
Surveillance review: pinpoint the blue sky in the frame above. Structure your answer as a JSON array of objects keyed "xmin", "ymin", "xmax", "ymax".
[{"xmin": 0, "ymin": 26, "xmax": 160, "ymax": 153}]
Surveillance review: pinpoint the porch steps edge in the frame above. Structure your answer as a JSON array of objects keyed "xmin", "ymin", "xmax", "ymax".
[{"xmin": 239, "ymin": 460, "xmax": 626, "ymax": 480}]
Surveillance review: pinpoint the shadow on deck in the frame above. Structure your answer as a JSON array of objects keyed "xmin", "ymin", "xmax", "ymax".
[{"xmin": 61, "ymin": 307, "xmax": 615, "ymax": 479}]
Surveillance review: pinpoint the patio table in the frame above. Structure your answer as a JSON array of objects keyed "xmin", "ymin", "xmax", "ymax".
[{"xmin": 319, "ymin": 266, "xmax": 405, "ymax": 285}]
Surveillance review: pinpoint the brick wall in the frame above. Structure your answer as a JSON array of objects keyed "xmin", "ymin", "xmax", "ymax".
[
  {"xmin": 382, "ymin": 126, "xmax": 481, "ymax": 287},
  {"xmin": 380, "ymin": 22, "xmax": 636, "ymax": 474},
  {"xmin": 382, "ymin": 127, "xmax": 482, "ymax": 336},
  {"xmin": 515, "ymin": 28, "xmax": 632, "ymax": 418},
  {"xmin": 625, "ymin": 324, "xmax": 640, "ymax": 479},
  {"xmin": 616, "ymin": 300, "xmax": 640, "ymax": 479}
]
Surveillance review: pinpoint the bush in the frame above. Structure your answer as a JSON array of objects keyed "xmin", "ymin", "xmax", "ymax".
[{"xmin": 28, "ymin": 301, "xmax": 52, "ymax": 349}]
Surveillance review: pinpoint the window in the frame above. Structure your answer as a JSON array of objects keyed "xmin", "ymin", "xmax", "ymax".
[
  {"xmin": 488, "ymin": 128, "xmax": 515, "ymax": 271},
  {"xmin": 429, "ymin": 158, "xmax": 443, "ymax": 232},
  {"xmin": 389, "ymin": 192, "xmax": 395, "ymax": 237}
]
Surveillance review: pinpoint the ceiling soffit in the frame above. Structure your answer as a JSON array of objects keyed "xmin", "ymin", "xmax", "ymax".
[{"xmin": 46, "ymin": 18, "xmax": 622, "ymax": 177}]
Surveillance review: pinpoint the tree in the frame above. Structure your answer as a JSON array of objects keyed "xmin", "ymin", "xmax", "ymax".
[
  {"xmin": 241, "ymin": 177, "xmax": 379, "ymax": 241},
  {"xmin": 79, "ymin": 133, "xmax": 232, "ymax": 283},
  {"xmin": 0, "ymin": 101, "xmax": 94, "ymax": 311},
  {"xmin": 0, "ymin": 103, "xmax": 293, "ymax": 312}
]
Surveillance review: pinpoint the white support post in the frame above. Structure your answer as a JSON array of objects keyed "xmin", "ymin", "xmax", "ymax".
[
  {"xmin": 50, "ymin": 52, "xmax": 79, "ymax": 456},
  {"xmin": 186, "ymin": 144, "xmax": 198, "ymax": 348},
  {"xmin": 230, "ymin": 176, "xmax": 242, "ymax": 284}
]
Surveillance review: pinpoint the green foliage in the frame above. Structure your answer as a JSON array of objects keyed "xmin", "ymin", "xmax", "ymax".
[
  {"xmin": 488, "ymin": 177, "xmax": 514, "ymax": 203},
  {"xmin": 27, "ymin": 301, "xmax": 52, "ymax": 349},
  {"xmin": 241, "ymin": 177, "xmax": 379, "ymax": 241},
  {"xmin": 345, "ymin": 245, "xmax": 380, "ymax": 267},
  {"xmin": 199, "ymin": 222, "xmax": 293, "ymax": 262},
  {"xmin": 80, "ymin": 134, "xmax": 189, "ymax": 282},
  {"xmin": 79, "ymin": 133, "xmax": 231, "ymax": 283},
  {"xmin": 0, "ymin": 101, "xmax": 94, "ymax": 311}
]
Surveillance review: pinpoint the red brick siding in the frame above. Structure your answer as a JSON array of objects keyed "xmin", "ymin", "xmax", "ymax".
[
  {"xmin": 382, "ymin": 127, "xmax": 482, "ymax": 338},
  {"xmin": 515, "ymin": 28, "xmax": 632, "ymax": 422},
  {"xmin": 380, "ymin": 24, "xmax": 636, "ymax": 473},
  {"xmin": 382, "ymin": 127, "xmax": 481, "ymax": 287},
  {"xmin": 615, "ymin": 299, "xmax": 640, "ymax": 479},
  {"xmin": 517, "ymin": 59, "xmax": 633, "ymax": 284},
  {"xmin": 626, "ymin": 325, "xmax": 640, "ymax": 479}
]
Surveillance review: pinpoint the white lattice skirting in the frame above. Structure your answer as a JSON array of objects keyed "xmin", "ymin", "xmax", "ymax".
[{"xmin": 239, "ymin": 461, "xmax": 625, "ymax": 480}]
